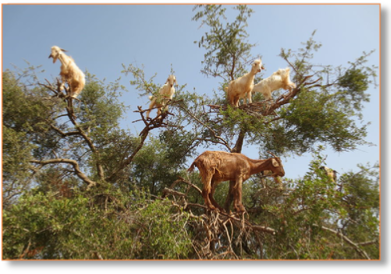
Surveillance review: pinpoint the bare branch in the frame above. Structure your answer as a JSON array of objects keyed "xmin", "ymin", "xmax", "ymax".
[
  {"xmin": 62, "ymin": 104, "xmax": 105, "ymax": 181},
  {"xmin": 49, "ymin": 123, "xmax": 80, "ymax": 137},
  {"xmin": 162, "ymin": 188, "xmax": 186, "ymax": 198},
  {"xmin": 251, "ymin": 225, "xmax": 276, "ymax": 235},
  {"xmin": 106, "ymin": 105, "xmax": 167, "ymax": 182},
  {"xmin": 313, "ymin": 224, "xmax": 372, "ymax": 260},
  {"xmin": 167, "ymin": 176, "xmax": 202, "ymax": 195},
  {"xmin": 357, "ymin": 240, "xmax": 378, "ymax": 246},
  {"xmin": 176, "ymin": 102, "xmax": 232, "ymax": 151},
  {"xmin": 30, "ymin": 159, "xmax": 97, "ymax": 190}
]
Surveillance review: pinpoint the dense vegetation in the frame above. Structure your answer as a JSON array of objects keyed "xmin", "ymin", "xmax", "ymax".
[{"xmin": 2, "ymin": 5, "xmax": 379, "ymax": 260}]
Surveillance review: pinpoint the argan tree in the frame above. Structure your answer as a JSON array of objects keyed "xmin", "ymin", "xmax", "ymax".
[{"xmin": 2, "ymin": 5, "xmax": 379, "ymax": 260}]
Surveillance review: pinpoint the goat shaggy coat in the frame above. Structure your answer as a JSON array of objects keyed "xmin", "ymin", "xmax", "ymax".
[
  {"xmin": 252, "ymin": 67, "xmax": 296, "ymax": 101},
  {"xmin": 48, "ymin": 46, "xmax": 85, "ymax": 98},
  {"xmin": 146, "ymin": 75, "xmax": 177, "ymax": 119},
  {"xmin": 225, "ymin": 59, "xmax": 264, "ymax": 107},
  {"xmin": 188, "ymin": 151, "xmax": 285, "ymax": 212}
]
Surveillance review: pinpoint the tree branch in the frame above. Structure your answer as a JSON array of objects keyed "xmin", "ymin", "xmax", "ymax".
[
  {"xmin": 106, "ymin": 106, "xmax": 164, "ymax": 182},
  {"xmin": 231, "ymin": 128, "xmax": 246, "ymax": 153},
  {"xmin": 63, "ymin": 105, "xmax": 105, "ymax": 181},
  {"xmin": 357, "ymin": 240, "xmax": 378, "ymax": 246},
  {"xmin": 49, "ymin": 123, "xmax": 80, "ymax": 137},
  {"xmin": 176, "ymin": 102, "xmax": 232, "ymax": 152},
  {"xmin": 313, "ymin": 224, "xmax": 371, "ymax": 260},
  {"xmin": 30, "ymin": 159, "xmax": 97, "ymax": 190},
  {"xmin": 39, "ymin": 80, "xmax": 105, "ymax": 182},
  {"xmin": 169, "ymin": 176, "xmax": 203, "ymax": 195}
]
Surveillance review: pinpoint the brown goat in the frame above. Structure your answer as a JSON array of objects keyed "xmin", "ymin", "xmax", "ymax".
[{"xmin": 188, "ymin": 151, "xmax": 285, "ymax": 212}]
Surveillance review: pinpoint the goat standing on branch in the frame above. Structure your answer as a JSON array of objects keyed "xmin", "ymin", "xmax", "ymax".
[
  {"xmin": 320, "ymin": 166, "xmax": 338, "ymax": 182},
  {"xmin": 252, "ymin": 67, "xmax": 296, "ymax": 101},
  {"xmin": 146, "ymin": 75, "xmax": 177, "ymax": 119},
  {"xmin": 225, "ymin": 59, "xmax": 264, "ymax": 107},
  {"xmin": 188, "ymin": 151, "xmax": 285, "ymax": 213},
  {"xmin": 48, "ymin": 46, "xmax": 85, "ymax": 99}
]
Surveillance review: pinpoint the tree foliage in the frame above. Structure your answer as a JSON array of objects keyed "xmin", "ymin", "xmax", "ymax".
[
  {"xmin": 2, "ymin": 5, "xmax": 379, "ymax": 260},
  {"xmin": 192, "ymin": 4, "xmax": 255, "ymax": 82}
]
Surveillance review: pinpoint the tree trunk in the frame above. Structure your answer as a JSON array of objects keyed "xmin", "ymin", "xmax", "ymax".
[{"xmin": 231, "ymin": 128, "xmax": 246, "ymax": 153}]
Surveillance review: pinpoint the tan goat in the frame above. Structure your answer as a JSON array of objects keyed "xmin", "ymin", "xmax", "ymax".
[
  {"xmin": 146, "ymin": 75, "xmax": 177, "ymax": 119},
  {"xmin": 188, "ymin": 151, "xmax": 285, "ymax": 212},
  {"xmin": 225, "ymin": 59, "xmax": 264, "ymax": 107},
  {"xmin": 48, "ymin": 46, "xmax": 85, "ymax": 98},
  {"xmin": 320, "ymin": 166, "xmax": 338, "ymax": 182}
]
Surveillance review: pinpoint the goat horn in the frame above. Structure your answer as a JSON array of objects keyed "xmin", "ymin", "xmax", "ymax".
[
  {"xmin": 60, "ymin": 48, "xmax": 67, "ymax": 52},
  {"xmin": 267, "ymin": 151, "xmax": 277, "ymax": 158}
]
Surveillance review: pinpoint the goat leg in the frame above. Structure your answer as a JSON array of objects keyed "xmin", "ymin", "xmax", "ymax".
[
  {"xmin": 202, "ymin": 183, "xmax": 216, "ymax": 211},
  {"xmin": 209, "ymin": 184, "xmax": 224, "ymax": 211},
  {"xmin": 233, "ymin": 179, "xmax": 246, "ymax": 213}
]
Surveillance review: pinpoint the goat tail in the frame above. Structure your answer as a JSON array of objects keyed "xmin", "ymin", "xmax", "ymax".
[
  {"xmin": 187, "ymin": 162, "xmax": 196, "ymax": 173},
  {"xmin": 224, "ymin": 87, "xmax": 228, "ymax": 92}
]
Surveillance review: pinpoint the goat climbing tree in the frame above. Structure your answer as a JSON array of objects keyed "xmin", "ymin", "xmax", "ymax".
[{"xmin": 3, "ymin": 5, "xmax": 379, "ymax": 260}]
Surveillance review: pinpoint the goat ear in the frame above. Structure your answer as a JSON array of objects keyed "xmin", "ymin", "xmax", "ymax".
[{"xmin": 272, "ymin": 159, "xmax": 279, "ymax": 167}]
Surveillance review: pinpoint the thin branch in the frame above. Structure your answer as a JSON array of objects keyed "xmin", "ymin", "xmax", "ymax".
[
  {"xmin": 282, "ymin": 55, "xmax": 299, "ymax": 75},
  {"xmin": 166, "ymin": 176, "xmax": 203, "ymax": 196},
  {"xmin": 162, "ymin": 188, "xmax": 187, "ymax": 198},
  {"xmin": 106, "ymin": 106, "xmax": 163, "ymax": 182},
  {"xmin": 38, "ymin": 81, "xmax": 59, "ymax": 97},
  {"xmin": 264, "ymin": 116, "xmax": 283, "ymax": 125},
  {"xmin": 49, "ymin": 123, "xmax": 80, "ymax": 137},
  {"xmin": 176, "ymin": 102, "xmax": 232, "ymax": 151},
  {"xmin": 64, "ymin": 105, "xmax": 105, "ymax": 181},
  {"xmin": 251, "ymin": 224, "xmax": 276, "ymax": 235},
  {"xmin": 313, "ymin": 224, "xmax": 371, "ymax": 260},
  {"xmin": 39, "ymin": 80, "xmax": 105, "ymax": 183},
  {"xmin": 30, "ymin": 159, "xmax": 97, "ymax": 190},
  {"xmin": 357, "ymin": 240, "xmax": 378, "ymax": 246}
]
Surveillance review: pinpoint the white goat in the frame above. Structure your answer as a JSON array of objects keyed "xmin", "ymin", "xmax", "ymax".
[
  {"xmin": 225, "ymin": 59, "xmax": 264, "ymax": 107},
  {"xmin": 146, "ymin": 75, "xmax": 177, "ymax": 119},
  {"xmin": 48, "ymin": 46, "xmax": 85, "ymax": 98},
  {"xmin": 252, "ymin": 67, "xmax": 296, "ymax": 101}
]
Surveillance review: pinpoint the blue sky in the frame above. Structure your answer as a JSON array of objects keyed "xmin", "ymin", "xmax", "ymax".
[{"xmin": 2, "ymin": 3, "xmax": 380, "ymax": 181}]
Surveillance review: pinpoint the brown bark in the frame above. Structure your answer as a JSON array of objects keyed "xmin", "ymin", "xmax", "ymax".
[{"xmin": 30, "ymin": 158, "xmax": 97, "ymax": 190}]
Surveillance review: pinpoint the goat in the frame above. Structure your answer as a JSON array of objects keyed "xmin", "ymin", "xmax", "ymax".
[
  {"xmin": 252, "ymin": 67, "xmax": 296, "ymax": 101},
  {"xmin": 320, "ymin": 166, "xmax": 338, "ymax": 182},
  {"xmin": 225, "ymin": 59, "xmax": 264, "ymax": 107},
  {"xmin": 188, "ymin": 151, "xmax": 285, "ymax": 212},
  {"xmin": 146, "ymin": 75, "xmax": 177, "ymax": 119},
  {"xmin": 48, "ymin": 46, "xmax": 85, "ymax": 98}
]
